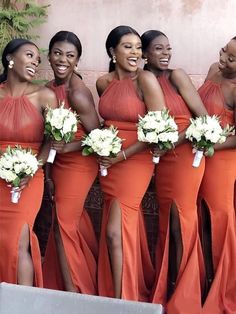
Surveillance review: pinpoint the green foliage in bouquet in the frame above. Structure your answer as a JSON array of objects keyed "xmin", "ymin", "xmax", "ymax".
[{"xmin": 44, "ymin": 121, "xmax": 76, "ymax": 143}]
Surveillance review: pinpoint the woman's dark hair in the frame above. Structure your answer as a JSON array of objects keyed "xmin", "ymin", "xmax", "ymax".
[
  {"xmin": 141, "ymin": 30, "xmax": 167, "ymax": 70},
  {"xmin": 0, "ymin": 38, "xmax": 37, "ymax": 83},
  {"xmin": 232, "ymin": 36, "xmax": 236, "ymax": 41},
  {"xmin": 48, "ymin": 31, "xmax": 82, "ymax": 59},
  {"xmin": 105, "ymin": 25, "xmax": 140, "ymax": 72}
]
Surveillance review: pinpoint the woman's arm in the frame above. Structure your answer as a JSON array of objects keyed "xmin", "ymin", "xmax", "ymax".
[
  {"xmin": 168, "ymin": 69, "xmax": 208, "ymax": 146},
  {"xmin": 171, "ymin": 68, "xmax": 208, "ymax": 116},
  {"xmin": 53, "ymin": 75, "xmax": 100, "ymax": 154}
]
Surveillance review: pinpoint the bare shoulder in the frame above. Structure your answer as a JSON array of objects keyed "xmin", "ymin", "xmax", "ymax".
[
  {"xmin": 69, "ymin": 76, "xmax": 95, "ymax": 109},
  {"xmin": 137, "ymin": 68, "xmax": 157, "ymax": 82},
  {"xmin": 171, "ymin": 68, "xmax": 189, "ymax": 80},
  {"xmin": 137, "ymin": 69, "xmax": 159, "ymax": 90},
  {"xmin": 170, "ymin": 68, "xmax": 193, "ymax": 88},
  {"xmin": 96, "ymin": 73, "xmax": 113, "ymax": 96},
  {"xmin": 36, "ymin": 85, "xmax": 57, "ymax": 109}
]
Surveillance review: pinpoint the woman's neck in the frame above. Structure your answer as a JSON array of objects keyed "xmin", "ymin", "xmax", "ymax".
[
  {"xmin": 221, "ymin": 71, "xmax": 236, "ymax": 80},
  {"xmin": 145, "ymin": 64, "xmax": 168, "ymax": 77},
  {"xmin": 4, "ymin": 79, "xmax": 31, "ymax": 97},
  {"xmin": 54, "ymin": 72, "xmax": 73, "ymax": 87},
  {"xmin": 113, "ymin": 67, "xmax": 139, "ymax": 81}
]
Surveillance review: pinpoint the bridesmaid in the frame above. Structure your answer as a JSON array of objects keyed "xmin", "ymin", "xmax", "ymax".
[
  {"xmin": 141, "ymin": 30, "xmax": 207, "ymax": 313},
  {"xmin": 198, "ymin": 37, "xmax": 236, "ymax": 314},
  {"xmin": 96, "ymin": 25, "xmax": 166, "ymax": 301},
  {"xmin": 0, "ymin": 38, "xmax": 57, "ymax": 286},
  {"xmin": 43, "ymin": 31, "xmax": 100, "ymax": 294}
]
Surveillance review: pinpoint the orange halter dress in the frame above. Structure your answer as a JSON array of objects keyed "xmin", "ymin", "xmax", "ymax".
[
  {"xmin": 0, "ymin": 87, "xmax": 44, "ymax": 286},
  {"xmin": 198, "ymin": 80, "xmax": 236, "ymax": 314},
  {"xmin": 97, "ymin": 77, "xmax": 155, "ymax": 301},
  {"xmin": 42, "ymin": 82, "xmax": 98, "ymax": 294},
  {"xmin": 152, "ymin": 75, "xmax": 205, "ymax": 314}
]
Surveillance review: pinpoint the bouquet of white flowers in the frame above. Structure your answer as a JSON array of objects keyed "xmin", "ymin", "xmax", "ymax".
[
  {"xmin": 45, "ymin": 103, "xmax": 79, "ymax": 163},
  {"xmin": 137, "ymin": 109, "xmax": 179, "ymax": 163},
  {"xmin": 0, "ymin": 146, "xmax": 40, "ymax": 203},
  {"xmin": 82, "ymin": 126, "xmax": 123, "ymax": 176},
  {"xmin": 186, "ymin": 115, "xmax": 234, "ymax": 167}
]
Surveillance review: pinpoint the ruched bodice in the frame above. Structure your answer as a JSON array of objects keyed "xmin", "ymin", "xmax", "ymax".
[
  {"xmin": 99, "ymin": 78, "xmax": 146, "ymax": 122},
  {"xmin": 158, "ymin": 76, "xmax": 192, "ymax": 132},
  {"xmin": 0, "ymin": 86, "xmax": 44, "ymax": 146},
  {"xmin": 198, "ymin": 80, "xmax": 234, "ymax": 126},
  {"xmin": 158, "ymin": 75, "xmax": 191, "ymax": 116}
]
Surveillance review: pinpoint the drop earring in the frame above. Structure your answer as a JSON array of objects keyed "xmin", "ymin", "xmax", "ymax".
[
  {"xmin": 144, "ymin": 58, "xmax": 148, "ymax": 64},
  {"xmin": 112, "ymin": 55, "xmax": 116, "ymax": 63},
  {"xmin": 74, "ymin": 64, "xmax": 78, "ymax": 72},
  {"xmin": 8, "ymin": 60, "xmax": 14, "ymax": 69}
]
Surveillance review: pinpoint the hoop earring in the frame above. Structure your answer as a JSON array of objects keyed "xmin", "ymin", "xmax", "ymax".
[
  {"xmin": 112, "ymin": 55, "xmax": 116, "ymax": 64},
  {"xmin": 8, "ymin": 60, "xmax": 14, "ymax": 69}
]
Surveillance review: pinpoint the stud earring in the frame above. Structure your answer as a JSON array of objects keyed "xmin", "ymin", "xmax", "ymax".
[
  {"xmin": 8, "ymin": 60, "xmax": 14, "ymax": 69},
  {"xmin": 112, "ymin": 55, "xmax": 116, "ymax": 63}
]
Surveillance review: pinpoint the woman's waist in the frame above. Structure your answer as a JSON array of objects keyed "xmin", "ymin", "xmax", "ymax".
[
  {"xmin": 173, "ymin": 115, "xmax": 191, "ymax": 132},
  {"xmin": 0, "ymin": 141, "xmax": 41, "ymax": 154},
  {"xmin": 104, "ymin": 120, "xmax": 138, "ymax": 130},
  {"xmin": 74, "ymin": 124, "xmax": 86, "ymax": 141}
]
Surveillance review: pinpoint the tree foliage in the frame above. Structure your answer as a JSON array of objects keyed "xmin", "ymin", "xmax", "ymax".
[{"xmin": 0, "ymin": 0, "xmax": 49, "ymax": 57}]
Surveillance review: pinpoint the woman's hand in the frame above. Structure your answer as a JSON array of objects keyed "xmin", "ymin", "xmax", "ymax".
[
  {"xmin": 98, "ymin": 151, "xmax": 124, "ymax": 169},
  {"xmin": 51, "ymin": 140, "xmax": 67, "ymax": 154},
  {"xmin": 151, "ymin": 144, "xmax": 167, "ymax": 158},
  {"xmin": 10, "ymin": 176, "xmax": 32, "ymax": 192},
  {"xmin": 51, "ymin": 140, "xmax": 82, "ymax": 154}
]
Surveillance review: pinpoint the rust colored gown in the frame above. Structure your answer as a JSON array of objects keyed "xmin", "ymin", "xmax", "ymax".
[
  {"xmin": 98, "ymin": 77, "xmax": 155, "ymax": 301},
  {"xmin": 43, "ymin": 82, "xmax": 98, "ymax": 294},
  {"xmin": 0, "ymin": 87, "xmax": 44, "ymax": 286},
  {"xmin": 152, "ymin": 75, "xmax": 205, "ymax": 314},
  {"xmin": 198, "ymin": 80, "xmax": 236, "ymax": 314}
]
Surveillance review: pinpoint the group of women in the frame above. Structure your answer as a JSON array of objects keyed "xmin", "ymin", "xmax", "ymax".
[{"xmin": 0, "ymin": 25, "xmax": 236, "ymax": 314}]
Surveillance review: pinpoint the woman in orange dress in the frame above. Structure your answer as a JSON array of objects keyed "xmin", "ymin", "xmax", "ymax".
[
  {"xmin": 42, "ymin": 31, "xmax": 100, "ymax": 294},
  {"xmin": 198, "ymin": 37, "xmax": 236, "ymax": 314},
  {"xmin": 141, "ymin": 30, "xmax": 207, "ymax": 313},
  {"xmin": 96, "ymin": 25, "xmax": 166, "ymax": 301},
  {"xmin": 0, "ymin": 38, "xmax": 57, "ymax": 286}
]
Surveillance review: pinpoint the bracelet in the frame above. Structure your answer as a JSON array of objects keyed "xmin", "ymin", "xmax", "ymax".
[{"xmin": 122, "ymin": 150, "xmax": 127, "ymax": 160}]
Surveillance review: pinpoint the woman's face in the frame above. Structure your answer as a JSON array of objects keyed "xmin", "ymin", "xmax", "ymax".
[
  {"xmin": 10, "ymin": 44, "xmax": 40, "ymax": 81},
  {"xmin": 49, "ymin": 41, "xmax": 79, "ymax": 80},
  {"xmin": 144, "ymin": 35, "xmax": 172, "ymax": 71},
  {"xmin": 113, "ymin": 33, "xmax": 142, "ymax": 72},
  {"xmin": 219, "ymin": 40, "xmax": 236, "ymax": 76}
]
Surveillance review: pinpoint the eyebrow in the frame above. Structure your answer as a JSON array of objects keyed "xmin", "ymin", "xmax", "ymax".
[{"xmin": 53, "ymin": 48, "xmax": 76, "ymax": 53}]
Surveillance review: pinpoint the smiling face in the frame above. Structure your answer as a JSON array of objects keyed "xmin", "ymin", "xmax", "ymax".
[
  {"xmin": 9, "ymin": 44, "xmax": 40, "ymax": 81},
  {"xmin": 112, "ymin": 33, "xmax": 142, "ymax": 72},
  {"xmin": 218, "ymin": 39, "xmax": 236, "ymax": 77},
  {"xmin": 49, "ymin": 41, "xmax": 79, "ymax": 81},
  {"xmin": 144, "ymin": 35, "xmax": 172, "ymax": 72}
]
